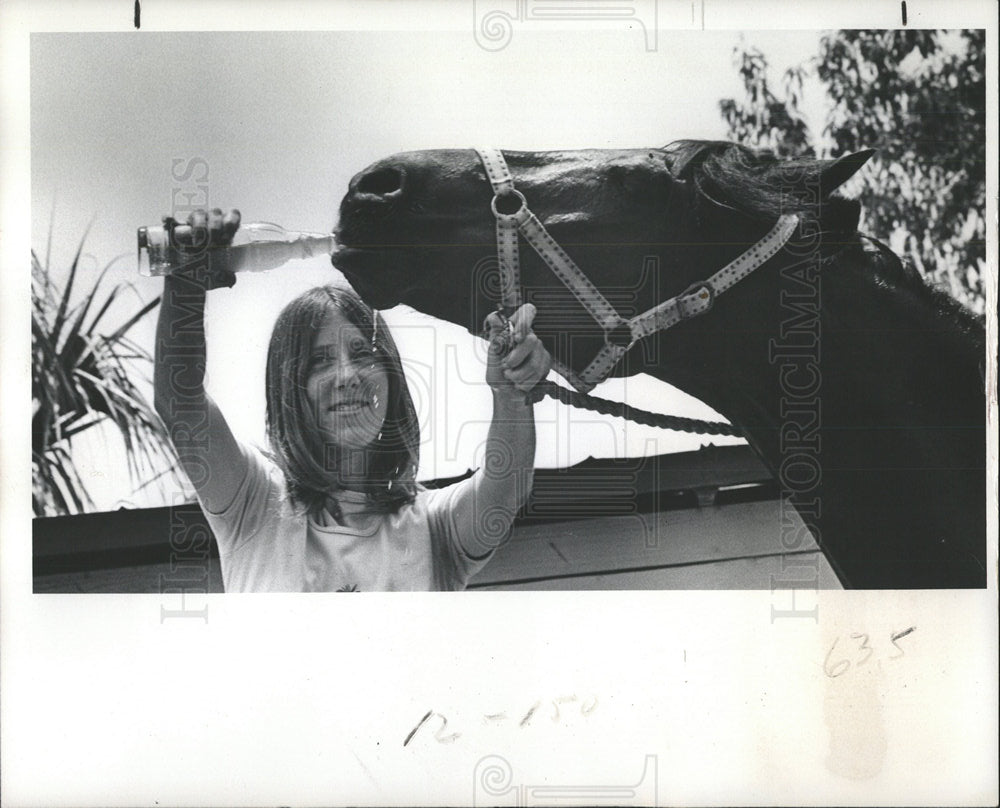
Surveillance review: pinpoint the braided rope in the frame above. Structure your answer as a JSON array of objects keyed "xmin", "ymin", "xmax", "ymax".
[
  {"xmin": 489, "ymin": 323, "xmax": 741, "ymax": 436},
  {"xmin": 526, "ymin": 380, "xmax": 742, "ymax": 437}
]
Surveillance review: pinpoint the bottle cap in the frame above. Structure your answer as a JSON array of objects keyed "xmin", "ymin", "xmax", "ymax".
[
  {"xmin": 138, "ymin": 225, "xmax": 170, "ymax": 251},
  {"xmin": 137, "ymin": 225, "xmax": 171, "ymax": 275}
]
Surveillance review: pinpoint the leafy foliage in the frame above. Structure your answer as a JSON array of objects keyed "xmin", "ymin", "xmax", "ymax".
[
  {"xmin": 32, "ymin": 227, "xmax": 181, "ymax": 516},
  {"xmin": 720, "ymin": 48, "xmax": 812, "ymax": 158},
  {"xmin": 720, "ymin": 30, "xmax": 986, "ymax": 313}
]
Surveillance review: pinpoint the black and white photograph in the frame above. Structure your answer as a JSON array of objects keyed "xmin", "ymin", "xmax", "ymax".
[{"xmin": 2, "ymin": 0, "xmax": 997, "ymax": 805}]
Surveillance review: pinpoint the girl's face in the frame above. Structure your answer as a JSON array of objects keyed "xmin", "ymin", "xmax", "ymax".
[{"xmin": 306, "ymin": 309, "xmax": 390, "ymax": 452}]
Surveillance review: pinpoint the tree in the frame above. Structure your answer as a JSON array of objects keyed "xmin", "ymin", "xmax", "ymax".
[
  {"xmin": 720, "ymin": 30, "xmax": 986, "ymax": 314},
  {"xmin": 32, "ymin": 226, "xmax": 183, "ymax": 516}
]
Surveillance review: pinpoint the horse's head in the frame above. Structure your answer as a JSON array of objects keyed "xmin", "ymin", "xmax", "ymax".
[
  {"xmin": 332, "ymin": 144, "xmax": 873, "ymax": 384},
  {"xmin": 333, "ymin": 148, "xmax": 675, "ymax": 318}
]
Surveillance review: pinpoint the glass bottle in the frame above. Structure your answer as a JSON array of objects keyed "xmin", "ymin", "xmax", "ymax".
[{"xmin": 137, "ymin": 220, "xmax": 334, "ymax": 277}]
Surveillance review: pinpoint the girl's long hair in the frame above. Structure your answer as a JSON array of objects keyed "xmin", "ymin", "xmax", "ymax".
[{"xmin": 265, "ymin": 284, "xmax": 420, "ymax": 515}]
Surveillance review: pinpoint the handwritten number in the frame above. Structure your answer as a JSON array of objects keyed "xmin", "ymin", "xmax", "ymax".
[
  {"xmin": 889, "ymin": 626, "xmax": 916, "ymax": 659},
  {"xmin": 406, "ymin": 692, "xmax": 599, "ymax": 745},
  {"xmin": 824, "ymin": 637, "xmax": 851, "ymax": 678},
  {"xmin": 520, "ymin": 701, "xmax": 540, "ymax": 728},
  {"xmin": 403, "ymin": 710, "xmax": 432, "ymax": 747},
  {"xmin": 824, "ymin": 627, "xmax": 916, "ymax": 678},
  {"xmin": 432, "ymin": 713, "xmax": 461, "ymax": 743},
  {"xmin": 403, "ymin": 710, "xmax": 461, "ymax": 746},
  {"xmin": 850, "ymin": 632, "xmax": 874, "ymax": 666}
]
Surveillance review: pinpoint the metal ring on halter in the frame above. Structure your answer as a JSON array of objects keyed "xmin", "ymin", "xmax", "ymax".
[
  {"xmin": 604, "ymin": 319, "xmax": 636, "ymax": 350},
  {"xmin": 490, "ymin": 188, "xmax": 528, "ymax": 218}
]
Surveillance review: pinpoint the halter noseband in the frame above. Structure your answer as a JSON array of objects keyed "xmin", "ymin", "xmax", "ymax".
[{"xmin": 475, "ymin": 147, "xmax": 799, "ymax": 393}]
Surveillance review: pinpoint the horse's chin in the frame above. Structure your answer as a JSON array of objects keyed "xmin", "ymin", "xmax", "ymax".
[
  {"xmin": 340, "ymin": 275, "xmax": 403, "ymax": 310},
  {"xmin": 331, "ymin": 247, "xmax": 411, "ymax": 309}
]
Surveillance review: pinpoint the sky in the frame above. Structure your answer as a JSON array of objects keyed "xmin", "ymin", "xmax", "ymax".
[{"xmin": 29, "ymin": 26, "xmax": 827, "ymax": 510}]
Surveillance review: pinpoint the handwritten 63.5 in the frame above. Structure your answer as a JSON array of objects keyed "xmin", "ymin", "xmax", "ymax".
[{"xmin": 824, "ymin": 627, "xmax": 916, "ymax": 678}]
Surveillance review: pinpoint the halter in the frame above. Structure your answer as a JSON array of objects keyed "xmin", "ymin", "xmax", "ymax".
[{"xmin": 475, "ymin": 147, "xmax": 800, "ymax": 393}]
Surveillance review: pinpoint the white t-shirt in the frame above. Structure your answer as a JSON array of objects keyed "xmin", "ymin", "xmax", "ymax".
[{"xmin": 199, "ymin": 443, "xmax": 495, "ymax": 592}]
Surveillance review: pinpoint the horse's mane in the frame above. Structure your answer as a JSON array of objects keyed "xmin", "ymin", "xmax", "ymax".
[
  {"xmin": 663, "ymin": 139, "xmax": 985, "ymax": 341},
  {"xmin": 861, "ymin": 233, "xmax": 986, "ymax": 354},
  {"xmin": 663, "ymin": 139, "xmax": 850, "ymax": 220}
]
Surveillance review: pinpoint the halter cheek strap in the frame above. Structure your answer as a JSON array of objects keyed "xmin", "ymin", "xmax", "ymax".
[
  {"xmin": 479, "ymin": 147, "xmax": 625, "ymax": 392},
  {"xmin": 475, "ymin": 147, "xmax": 799, "ymax": 393}
]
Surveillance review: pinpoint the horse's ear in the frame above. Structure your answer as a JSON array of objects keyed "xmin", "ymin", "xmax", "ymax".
[{"xmin": 820, "ymin": 149, "xmax": 876, "ymax": 196}]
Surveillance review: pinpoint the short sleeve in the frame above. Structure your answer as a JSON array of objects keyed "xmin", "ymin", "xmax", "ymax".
[
  {"xmin": 195, "ymin": 442, "xmax": 284, "ymax": 556},
  {"xmin": 424, "ymin": 478, "xmax": 501, "ymax": 588}
]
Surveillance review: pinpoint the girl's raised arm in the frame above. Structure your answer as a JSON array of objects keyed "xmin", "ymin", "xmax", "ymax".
[
  {"xmin": 442, "ymin": 304, "xmax": 551, "ymax": 561},
  {"xmin": 153, "ymin": 208, "xmax": 247, "ymax": 514}
]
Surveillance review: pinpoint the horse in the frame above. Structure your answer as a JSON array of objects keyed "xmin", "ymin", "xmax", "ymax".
[{"xmin": 331, "ymin": 141, "xmax": 987, "ymax": 589}]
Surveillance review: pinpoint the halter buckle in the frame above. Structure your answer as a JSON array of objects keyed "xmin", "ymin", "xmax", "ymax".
[{"xmin": 677, "ymin": 282, "xmax": 715, "ymax": 321}]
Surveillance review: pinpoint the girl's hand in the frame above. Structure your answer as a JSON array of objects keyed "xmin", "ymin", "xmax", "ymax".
[
  {"xmin": 166, "ymin": 208, "xmax": 242, "ymax": 290},
  {"xmin": 484, "ymin": 303, "xmax": 552, "ymax": 397}
]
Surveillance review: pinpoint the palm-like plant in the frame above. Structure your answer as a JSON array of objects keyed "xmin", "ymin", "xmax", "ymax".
[{"xmin": 32, "ymin": 225, "xmax": 181, "ymax": 516}]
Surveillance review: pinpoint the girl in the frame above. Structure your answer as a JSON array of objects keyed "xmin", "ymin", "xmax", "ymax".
[{"xmin": 153, "ymin": 208, "xmax": 551, "ymax": 592}]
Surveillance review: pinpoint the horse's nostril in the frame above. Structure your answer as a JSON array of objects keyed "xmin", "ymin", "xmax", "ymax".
[{"xmin": 356, "ymin": 166, "xmax": 405, "ymax": 198}]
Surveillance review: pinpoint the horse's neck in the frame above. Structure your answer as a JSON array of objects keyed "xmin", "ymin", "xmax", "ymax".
[
  {"xmin": 660, "ymin": 241, "xmax": 986, "ymax": 588},
  {"xmin": 662, "ymin": 242, "xmax": 982, "ymax": 449},
  {"xmin": 650, "ymin": 242, "xmax": 985, "ymax": 586}
]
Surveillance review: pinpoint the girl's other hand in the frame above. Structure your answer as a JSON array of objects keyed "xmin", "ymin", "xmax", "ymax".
[{"xmin": 484, "ymin": 303, "xmax": 552, "ymax": 396}]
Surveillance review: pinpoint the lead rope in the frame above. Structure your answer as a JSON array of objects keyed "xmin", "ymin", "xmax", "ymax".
[
  {"xmin": 489, "ymin": 307, "xmax": 742, "ymax": 436},
  {"xmin": 526, "ymin": 380, "xmax": 742, "ymax": 436}
]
